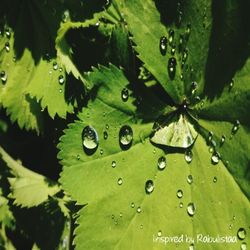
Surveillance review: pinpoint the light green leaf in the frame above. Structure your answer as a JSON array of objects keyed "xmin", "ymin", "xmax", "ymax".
[
  {"xmin": 58, "ymin": 65, "xmax": 250, "ymax": 249},
  {"xmin": 0, "ymin": 146, "xmax": 60, "ymax": 208}
]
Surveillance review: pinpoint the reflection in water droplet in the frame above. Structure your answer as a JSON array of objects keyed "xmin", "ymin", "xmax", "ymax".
[
  {"xmin": 5, "ymin": 42, "xmax": 10, "ymax": 52},
  {"xmin": 103, "ymin": 131, "xmax": 108, "ymax": 140},
  {"xmin": 77, "ymin": 154, "xmax": 80, "ymax": 160},
  {"xmin": 185, "ymin": 150, "xmax": 193, "ymax": 163},
  {"xmin": 59, "ymin": 88, "xmax": 63, "ymax": 93},
  {"xmin": 179, "ymin": 202, "xmax": 183, "ymax": 208},
  {"xmin": 211, "ymin": 152, "xmax": 220, "ymax": 165},
  {"xmin": 117, "ymin": 177, "xmax": 123, "ymax": 186},
  {"xmin": 213, "ymin": 177, "xmax": 217, "ymax": 183},
  {"xmin": 157, "ymin": 230, "xmax": 162, "ymax": 237},
  {"xmin": 241, "ymin": 242, "xmax": 247, "ymax": 250},
  {"xmin": 208, "ymin": 131, "xmax": 213, "ymax": 142},
  {"xmin": 159, "ymin": 36, "xmax": 167, "ymax": 55},
  {"xmin": 5, "ymin": 28, "xmax": 11, "ymax": 38},
  {"xmin": 137, "ymin": 206, "xmax": 142, "ymax": 213},
  {"xmin": 237, "ymin": 228, "xmax": 246, "ymax": 240},
  {"xmin": 53, "ymin": 61, "xmax": 58, "ymax": 70},
  {"xmin": 177, "ymin": 190, "xmax": 183, "ymax": 198},
  {"xmin": 158, "ymin": 156, "xmax": 166, "ymax": 170},
  {"xmin": 119, "ymin": 125, "xmax": 133, "ymax": 147},
  {"xmin": 145, "ymin": 180, "xmax": 154, "ymax": 194},
  {"xmin": 131, "ymin": 202, "xmax": 135, "ymax": 208},
  {"xmin": 112, "ymin": 161, "xmax": 116, "ymax": 168},
  {"xmin": 168, "ymin": 57, "xmax": 177, "ymax": 79},
  {"xmin": 58, "ymin": 75, "xmax": 65, "ymax": 84},
  {"xmin": 229, "ymin": 79, "xmax": 234, "ymax": 90},
  {"xmin": 168, "ymin": 29, "xmax": 175, "ymax": 45},
  {"xmin": 121, "ymin": 88, "xmax": 129, "ymax": 102},
  {"xmin": 187, "ymin": 175, "xmax": 193, "ymax": 184},
  {"xmin": 187, "ymin": 202, "xmax": 196, "ymax": 216},
  {"xmin": 82, "ymin": 126, "xmax": 99, "ymax": 150},
  {"xmin": 220, "ymin": 135, "xmax": 226, "ymax": 145},
  {"xmin": 0, "ymin": 71, "xmax": 7, "ymax": 83}
]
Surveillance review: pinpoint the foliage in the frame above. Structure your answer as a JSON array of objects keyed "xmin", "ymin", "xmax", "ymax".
[{"xmin": 0, "ymin": 0, "xmax": 249, "ymax": 249}]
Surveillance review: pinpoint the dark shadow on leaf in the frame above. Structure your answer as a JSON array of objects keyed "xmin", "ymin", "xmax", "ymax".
[{"xmin": 204, "ymin": 0, "xmax": 250, "ymax": 99}]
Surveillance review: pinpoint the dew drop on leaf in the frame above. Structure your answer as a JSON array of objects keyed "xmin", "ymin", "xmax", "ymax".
[
  {"xmin": 187, "ymin": 175, "xmax": 193, "ymax": 184},
  {"xmin": 159, "ymin": 36, "xmax": 167, "ymax": 55},
  {"xmin": 232, "ymin": 120, "xmax": 240, "ymax": 135},
  {"xmin": 119, "ymin": 212, "xmax": 123, "ymax": 218},
  {"xmin": 213, "ymin": 177, "xmax": 217, "ymax": 183},
  {"xmin": 179, "ymin": 202, "xmax": 183, "ymax": 208},
  {"xmin": 119, "ymin": 125, "xmax": 133, "ymax": 148},
  {"xmin": 168, "ymin": 57, "xmax": 177, "ymax": 79},
  {"xmin": 158, "ymin": 156, "xmax": 166, "ymax": 170},
  {"xmin": 171, "ymin": 45, "xmax": 176, "ymax": 55},
  {"xmin": 53, "ymin": 61, "xmax": 58, "ymax": 70},
  {"xmin": 131, "ymin": 202, "xmax": 135, "ymax": 208},
  {"xmin": 220, "ymin": 135, "xmax": 226, "ymax": 145},
  {"xmin": 136, "ymin": 206, "xmax": 142, "ymax": 213},
  {"xmin": 191, "ymin": 81, "xmax": 198, "ymax": 95},
  {"xmin": 117, "ymin": 177, "xmax": 123, "ymax": 185},
  {"xmin": 103, "ymin": 130, "xmax": 108, "ymax": 140},
  {"xmin": 100, "ymin": 149, "xmax": 104, "ymax": 155},
  {"xmin": 5, "ymin": 42, "xmax": 10, "ymax": 52},
  {"xmin": 176, "ymin": 189, "xmax": 183, "ymax": 198},
  {"xmin": 208, "ymin": 131, "xmax": 213, "ymax": 142},
  {"xmin": 168, "ymin": 29, "xmax": 175, "ymax": 45},
  {"xmin": 82, "ymin": 125, "xmax": 99, "ymax": 151},
  {"xmin": 185, "ymin": 150, "xmax": 193, "ymax": 163},
  {"xmin": 182, "ymin": 48, "xmax": 188, "ymax": 66},
  {"xmin": 185, "ymin": 23, "xmax": 191, "ymax": 38},
  {"xmin": 157, "ymin": 230, "xmax": 162, "ymax": 237},
  {"xmin": 211, "ymin": 152, "xmax": 220, "ymax": 165},
  {"xmin": 241, "ymin": 242, "xmax": 247, "ymax": 250},
  {"xmin": 5, "ymin": 28, "xmax": 11, "ymax": 38},
  {"xmin": 229, "ymin": 79, "xmax": 234, "ymax": 90},
  {"xmin": 0, "ymin": 71, "xmax": 7, "ymax": 83},
  {"xmin": 187, "ymin": 202, "xmax": 196, "ymax": 216},
  {"xmin": 121, "ymin": 88, "xmax": 129, "ymax": 102},
  {"xmin": 189, "ymin": 243, "xmax": 195, "ymax": 250},
  {"xmin": 58, "ymin": 75, "xmax": 65, "ymax": 84},
  {"xmin": 237, "ymin": 228, "xmax": 246, "ymax": 240},
  {"xmin": 76, "ymin": 154, "xmax": 80, "ymax": 160},
  {"xmin": 145, "ymin": 180, "xmax": 154, "ymax": 194},
  {"xmin": 59, "ymin": 88, "xmax": 63, "ymax": 93},
  {"xmin": 111, "ymin": 161, "xmax": 116, "ymax": 168}
]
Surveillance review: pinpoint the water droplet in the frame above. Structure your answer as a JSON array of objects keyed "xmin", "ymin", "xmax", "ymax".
[
  {"xmin": 145, "ymin": 180, "xmax": 154, "ymax": 194},
  {"xmin": 168, "ymin": 29, "xmax": 175, "ymax": 45},
  {"xmin": 157, "ymin": 230, "xmax": 162, "ymax": 237},
  {"xmin": 119, "ymin": 212, "xmax": 123, "ymax": 218},
  {"xmin": 179, "ymin": 202, "xmax": 183, "ymax": 208},
  {"xmin": 187, "ymin": 202, "xmax": 196, "ymax": 216},
  {"xmin": 5, "ymin": 42, "xmax": 10, "ymax": 52},
  {"xmin": 232, "ymin": 120, "xmax": 240, "ymax": 134},
  {"xmin": 105, "ymin": 124, "xmax": 109, "ymax": 130},
  {"xmin": 62, "ymin": 236, "xmax": 68, "ymax": 249},
  {"xmin": 176, "ymin": 189, "xmax": 183, "ymax": 198},
  {"xmin": 58, "ymin": 75, "xmax": 65, "ymax": 84},
  {"xmin": 137, "ymin": 206, "xmax": 142, "ymax": 213},
  {"xmin": 0, "ymin": 71, "xmax": 7, "ymax": 83},
  {"xmin": 77, "ymin": 154, "xmax": 80, "ymax": 160},
  {"xmin": 213, "ymin": 177, "xmax": 217, "ymax": 183},
  {"xmin": 53, "ymin": 61, "xmax": 58, "ymax": 70},
  {"xmin": 168, "ymin": 57, "xmax": 177, "ymax": 79},
  {"xmin": 229, "ymin": 79, "xmax": 234, "ymax": 90},
  {"xmin": 140, "ymin": 224, "xmax": 143, "ymax": 229},
  {"xmin": 191, "ymin": 81, "xmax": 198, "ymax": 95},
  {"xmin": 62, "ymin": 10, "xmax": 70, "ymax": 23},
  {"xmin": 158, "ymin": 156, "xmax": 166, "ymax": 170},
  {"xmin": 121, "ymin": 88, "xmax": 129, "ymax": 102},
  {"xmin": 182, "ymin": 48, "xmax": 188, "ymax": 66},
  {"xmin": 189, "ymin": 243, "xmax": 195, "ymax": 250},
  {"xmin": 119, "ymin": 125, "xmax": 133, "ymax": 148},
  {"xmin": 111, "ymin": 161, "xmax": 116, "ymax": 168},
  {"xmin": 59, "ymin": 67, "xmax": 63, "ymax": 72},
  {"xmin": 171, "ymin": 45, "xmax": 176, "ymax": 55},
  {"xmin": 237, "ymin": 228, "xmax": 246, "ymax": 240},
  {"xmin": 59, "ymin": 88, "xmax": 63, "ymax": 93},
  {"xmin": 187, "ymin": 175, "xmax": 193, "ymax": 184},
  {"xmin": 241, "ymin": 242, "xmax": 247, "ymax": 250},
  {"xmin": 103, "ymin": 130, "xmax": 108, "ymax": 140},
  {"xmin": 131, "ymin": 202, "xmax": 135, "ymax": 208},
  {"xmin": 211, "ymin": 152, "xmax": 220, "ymax": 165},
  {"xmin": 13, "ymin": 56, "xmax": 16, "ymax": 62},
  {"xmin": 220, "ymin": 135, "xmax": 226, "ymax": 145},
  {"xmin": 208, "ymin": 131, "xmax": 213, "ymax": 142},
  {"xmin": 185, "ymin": 23, "xmax": 191, "ymax": 39},
  {"xmin": 100, "ymin": 149, "xmax": 104, "ymax": 155},
  {"xmin": 82, "ymin": 126, "xmax": 99, "ymax": 151},
  {"xmin": 117, "ymin": 177, "xmax": 123, "ymax": 185},
  {"xmin": 185, "ymin": 150, "xmax": 193, "ymax": 163},
  {"xmin": 5, "ymin": 28, "xmax": 11, "ymax": 38},
  {"xmin": 111, "ymin": 214, "xmax": 115, "ymax": 219},
  {"xmin": 159, "ymin": 36, "xmax": 167, "ymax": 56}
]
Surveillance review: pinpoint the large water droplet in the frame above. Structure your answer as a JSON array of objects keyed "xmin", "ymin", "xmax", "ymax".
[
  {"xmin": 0, "ymin": 71, "xmax": 7, "ymax": 83},
  {"xmin": 187, "ymin": 202, "xmax": 196, "ymax": 216},
  {"xmin": 53, "ymin": 61, "xmax": 58, "ymax": 70},
  {"xmin": 137, "ymin": 206, "xmax": 142, "ymax": 213},
  {"xmin": 187, "ymin": 175, "xmax": 193, "ymax": 184},
  {"xmin": 241, "ymin": 242, "xmax": 247, "ymax": 250},
  {"xmin": 185, "ymin": 150, "xmax": 193, "ymax": 164},
  {"xmin": 5, "ymin": 42, "xmax": 10, "ymax": 52},
  {"xmin": 211, "ymin": 152, "xmax": 220, "ymax": 165},
  {"xmin": 168, "ymin": 57, "xmax": 177, "ymax": 79},
  {"xmin": 82, "ymin": 126, "xmax": 99, "ymax": 152},
  {"xmin": 117, "ymin": 177, "xmax": 123, "ymax": 185},
  {"xmin": 158, "ymin": 156, "xmax": 166, "ymax": 170},
  {"xmin": 145, "ymin": 180, "xmax": 154, "ymax": 194},
  {"xmin": 58, "ymin": 75, "xmax": 65, "ymax": 84},
  {"xmin": 121, "ymin": 88, "xmax": 129, "ymax": 102},
  {"xmin": 237, "ymin": 228, "xmax": 246, "ymax": 240},
  {"xmin": 119, "ymin": 125, "xmax": 133, "ymax": 148},
  {"xmin": 232, "ymin": 120, "xmax": 240, "ymax": 134},
  {"xmin": 159, "ymin": 36, "xmax": 167, "ymax": 56},
  {"xmin": 176, "ymin": 189, "xmax": 183, "ymax": 198}
]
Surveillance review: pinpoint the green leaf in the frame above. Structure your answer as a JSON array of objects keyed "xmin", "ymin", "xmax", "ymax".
[
  {"xmin": 0, "ymin": 146, "xmax": 60, "ymax": 208},
  {"xmin": 124, "ymin": 0, "xmax": 212, "ymax": 103},
  {"xmin": 58, "ymin": 65, "xmax": 250, "ymax": 249}
]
